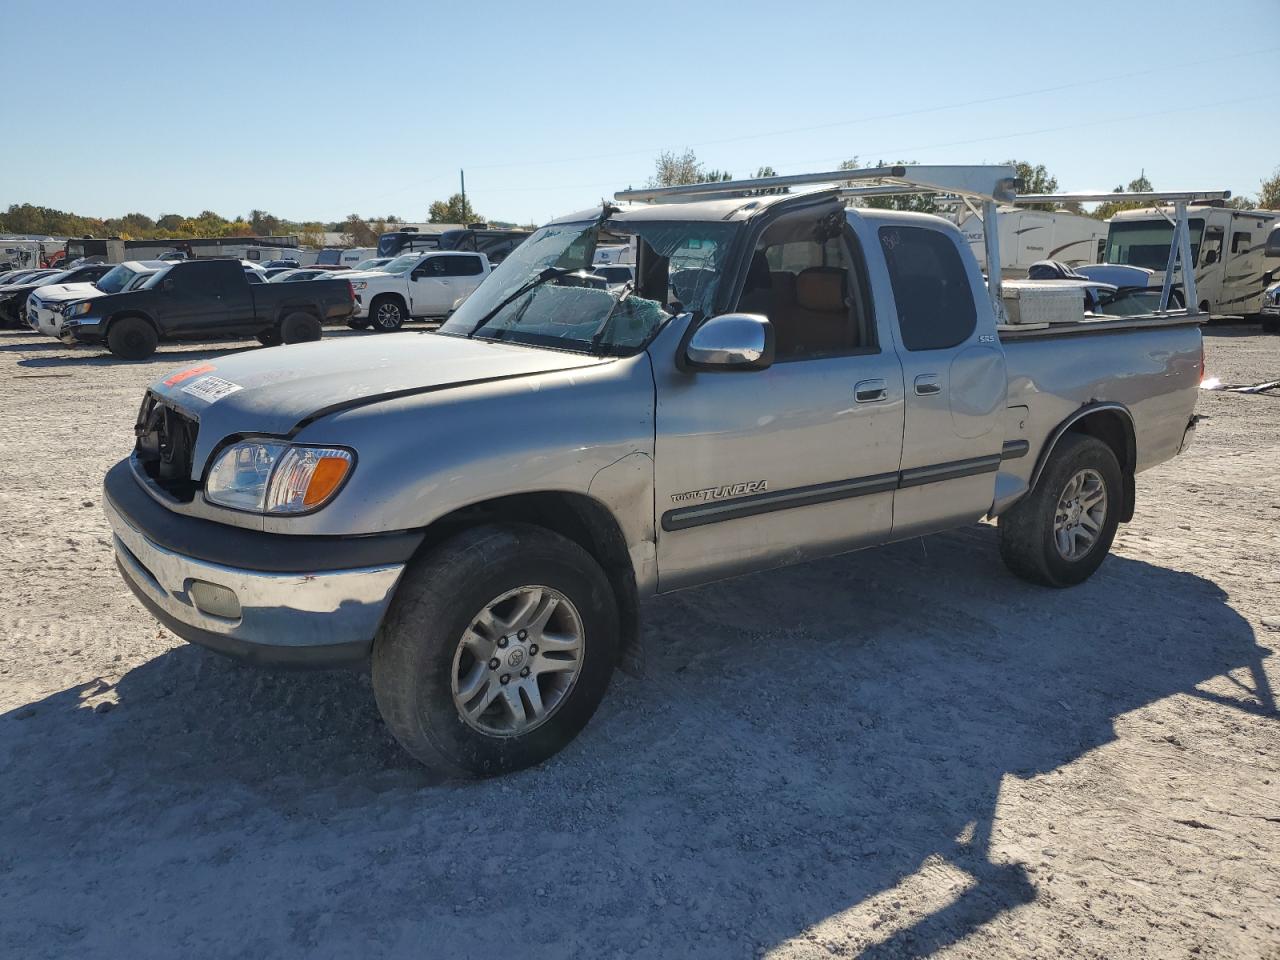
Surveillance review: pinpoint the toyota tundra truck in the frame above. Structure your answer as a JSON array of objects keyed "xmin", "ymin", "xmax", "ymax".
[{"xmin": 103, "ymin": 173, "xmax": 1202, "ymax": 776}]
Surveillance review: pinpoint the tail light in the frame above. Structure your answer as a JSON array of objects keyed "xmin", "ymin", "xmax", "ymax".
[
  {"xmin": 347, "ymin": 280, "xmax": 356, "ymax": 302},
  {"xmin": 1198, "ymin": 340, "xmax": 1205, "ymax": 383}
]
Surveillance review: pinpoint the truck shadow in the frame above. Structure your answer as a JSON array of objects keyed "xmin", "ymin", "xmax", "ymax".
[{"xmin": 0, "ymin": 524, "xmax": 1270, "ymax": 957}]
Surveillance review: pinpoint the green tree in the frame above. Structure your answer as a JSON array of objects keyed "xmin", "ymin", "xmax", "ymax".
[
  {"xmin": 1091, "ymin": 172, "xmax": 1155, "ymax": 220},
  {"xmin": 341, "ymin": 213, "xmax": 383, "ymax": 246},
  {"xmin": 838, "ymin": 158, "xmax": 938, "ymax": 213},
  {"xmin": 1258, "ymin": 167, "xmax": 1280, "ymax": 210},
  {"xmin": 428, "ymin": 193, "xmax": 483, "ymax": 224},
  {"xmin": 647, "ymin": 149, "xmax": 733, "ymax": 187},
  {"xmin": 249, "ymin": 209, "xmax": 282, "ymax": 236},
  {"xmin": 1005, "ymin": 159, "xmax": 1058, "ymax": 211}
]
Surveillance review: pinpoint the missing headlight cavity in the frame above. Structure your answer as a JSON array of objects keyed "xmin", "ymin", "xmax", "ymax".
[{"xmin": 134, "ymin": 392, "xmax": 199, "ymax": 500}]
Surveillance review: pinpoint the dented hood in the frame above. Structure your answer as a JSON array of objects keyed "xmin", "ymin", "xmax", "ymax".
[
  {"xmin": 146, "ymin": 332, "xmax": 609, "ymax": 474},
  {"xmin": 30, "ymin": 281, "xmax": 101, "ymax": 305}
]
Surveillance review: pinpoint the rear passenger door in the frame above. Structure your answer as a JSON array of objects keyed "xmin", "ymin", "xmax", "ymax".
[
  {"xmin": 159, "ymin": 262, "xmax": 229, "ymax": 335},
  {"xmin": 408, "ymin": 255, "xmax": 452, "ymax": 316},
  {"xmin": 440, "ymin": 253, "xmax": 486, "ymax": 307},
  {"xmin": 877, "ymin": 223, "xmax": 1008, "ymax": 538}
]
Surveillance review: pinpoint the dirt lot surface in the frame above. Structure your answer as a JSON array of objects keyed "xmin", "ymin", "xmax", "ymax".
[{"xmin": 1, "ymin": 326, "xmax": 1277, "ymax": 959}]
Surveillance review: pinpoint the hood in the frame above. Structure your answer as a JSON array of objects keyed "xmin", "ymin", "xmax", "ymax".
[
  {"xmin": 342, "ymin": 270, "xmax": 397, "ymax": 281},
  {"xmin": 29, "ymin": 281, "xmax": 101, "ymax": 305},
  {"xmin": 146, "ymin": 332, "xmax": 611, "ymax": 475}
]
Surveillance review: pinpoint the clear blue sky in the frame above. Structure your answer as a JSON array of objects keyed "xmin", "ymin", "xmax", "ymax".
[{"xmin": 4, "ymin": 0, "xmax": 1278, "ymax": 226}]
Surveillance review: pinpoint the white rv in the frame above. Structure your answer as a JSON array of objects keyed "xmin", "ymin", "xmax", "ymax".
[
  {"xmin": 1104, "ymin": 204, "xmax": 1280, "ymax": 316},
  {"xmin": 958, "ymin": 206, "xmax": 1106, "ymax": 277}
]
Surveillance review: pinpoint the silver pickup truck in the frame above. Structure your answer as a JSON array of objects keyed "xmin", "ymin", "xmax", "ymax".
[{"xmin": 104, "ymin": 183, "xmax": 1202, "ymax": 776}]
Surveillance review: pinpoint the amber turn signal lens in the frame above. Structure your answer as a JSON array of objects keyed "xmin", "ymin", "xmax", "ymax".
[{"xmin": 305, "ymin": 456, "xmax": 351, "ymax": 507}]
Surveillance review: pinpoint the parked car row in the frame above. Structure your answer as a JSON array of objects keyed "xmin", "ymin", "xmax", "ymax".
[{"xmin": 12, "ymin": 258, "xmax": 355, "ymax": 358}]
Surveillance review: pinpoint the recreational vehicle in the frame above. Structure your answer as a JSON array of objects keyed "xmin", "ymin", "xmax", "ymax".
[
  {"xmin": 957, "ymin": 206, "xmax": 1106, "ymax": 278},
  {"xmin": 1104, "ymin": 205, "xmax": 1280, "ymax": 316}
]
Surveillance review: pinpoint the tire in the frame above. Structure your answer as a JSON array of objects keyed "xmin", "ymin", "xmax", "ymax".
[
  {"xmin": 280, "ymin": 311, "xmax": 322, "ymax": 344},
  {"xmin": 347, "ymin": 319, "xmax": 370, "ymax": 330},
  {"xmin": 105, "ymin": 316, "xmax": 158, "ymax": 360},
  {"xmin": 369, "ymin": 296, "xmax": 405, "ymax": 332},
  {"xmin": 1262, "ymin": 317, "xmax": 1280, "ymax": 335},
  {"xmin": 998, "ymin": 433, "xmax": 1122, "ymax": 588},
  {"xmin": 372, "ymin": 523, "xmax": 619, "ymax": 777},
  {"xmin": 256, "ymin": 330, "xmax": 282, "ymax": 347}
]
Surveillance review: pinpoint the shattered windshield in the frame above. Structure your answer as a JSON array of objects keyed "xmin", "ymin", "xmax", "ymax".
[{"xmin": 438, "ymin": 214, "xmax": 738, "ymax": 356}]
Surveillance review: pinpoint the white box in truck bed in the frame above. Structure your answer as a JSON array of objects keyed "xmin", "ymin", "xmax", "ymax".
[{"xmin": 1002, "ymin": 280, "xmax": 1084, "ymax": 325}]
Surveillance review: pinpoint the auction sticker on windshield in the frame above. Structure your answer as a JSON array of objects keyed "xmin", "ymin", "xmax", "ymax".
[{"xmin": 181, "ymin": 376, "xmax": 242, "ymax": 403}]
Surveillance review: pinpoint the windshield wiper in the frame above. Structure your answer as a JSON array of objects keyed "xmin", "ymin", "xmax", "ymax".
[
  {"xmin": 467, "ymin": 266, "xmax": 575, "ymax": 336},
  {"xmin": 588, "ymin": 281, "xmax": 636, "ymax": 353}
]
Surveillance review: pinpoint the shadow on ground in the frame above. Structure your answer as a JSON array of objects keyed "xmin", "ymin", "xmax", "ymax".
[{"xmin": 1, "ymin": 525, "xmax": 1270, "ymax": 958}]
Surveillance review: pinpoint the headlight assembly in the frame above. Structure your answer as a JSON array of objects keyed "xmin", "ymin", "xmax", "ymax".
[
  {"xmin": 204, "ymin": 441, "xmax": 353, "ymax": 514},
  {"xmin": 63, "ymin": 301, "xmax": 93, "ymax": 318},
  {"xmin": 351, "ymin": 281, "xmax": 368, "ymax": 290}
]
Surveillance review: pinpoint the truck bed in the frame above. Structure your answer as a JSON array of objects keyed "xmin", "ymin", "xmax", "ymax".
[{"xmin": 998, "ymin": 313, "xmax": 1203, "ymax": 340}]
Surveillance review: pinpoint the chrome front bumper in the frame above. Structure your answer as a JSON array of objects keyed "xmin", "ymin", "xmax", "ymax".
[{"xmin": 105, "ymin": 495, "xmax": 404, "ymax": 665}]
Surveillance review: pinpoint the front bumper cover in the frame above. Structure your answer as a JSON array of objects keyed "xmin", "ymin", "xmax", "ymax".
[{"xmin": 104, "ymin": 459, "xmax": 417, "ymax": 667}]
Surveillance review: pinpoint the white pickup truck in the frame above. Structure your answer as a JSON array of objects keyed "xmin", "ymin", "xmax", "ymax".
[{"xmin": 345, "ymin": 250, "xmax": 492, "ymax": 331}]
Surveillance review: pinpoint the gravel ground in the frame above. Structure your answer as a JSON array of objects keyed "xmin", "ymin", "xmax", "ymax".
[{"xmin": 1, "ymin": 326, "xmax": 1277, "ymax": 960}]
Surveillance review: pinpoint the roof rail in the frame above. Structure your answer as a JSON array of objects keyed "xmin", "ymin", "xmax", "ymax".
[
  {"xmin": 1013, "ymin": 190, "xmax": 1230, "ymax": 205},
  {"xmin": 615, "ymin": 164, "xmax": 1020, "ymax": 205}
]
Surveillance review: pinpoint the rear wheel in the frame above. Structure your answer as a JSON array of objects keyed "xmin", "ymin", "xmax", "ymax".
[
  {"xmin": 372, "ymin": 523, "xmax": 619, "ymax": 777},
  {"xmin": 105, "ymin": 317, "xmax": 158, "ymax": 360},
  {"xmin": 370, "ymin": 296, "xmax": 405, "ymax": 332},
  {"xmin": 998, "ymin": 434, "xmax": 1122, "ymax": 587},
  {"xmin": 280, "ymin": 311, "xmax": 322, "ymax": 344}
]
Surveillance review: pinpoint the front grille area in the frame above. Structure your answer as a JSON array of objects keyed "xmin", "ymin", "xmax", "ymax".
[{"xmin": 134, "ymin": 391, "xmax": 200, "ymax": 501}]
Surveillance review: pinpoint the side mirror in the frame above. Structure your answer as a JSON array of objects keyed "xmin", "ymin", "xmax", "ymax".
[
  {"xmin": 683, "ymin": 313, "xmax": 774, "ymax": 371},
  {"xmin": 1203, "ymin": 249, "xmax": 1219, "ymax": 266},
  {"xmin": 1265, "ymin": 226, "xmax": 1280, "ymax": 259}
]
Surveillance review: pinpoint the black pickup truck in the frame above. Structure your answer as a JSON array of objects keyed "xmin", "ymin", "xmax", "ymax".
[{"xmin": 58, "ymin": 258, "xmax": 356, "ymax": 359}]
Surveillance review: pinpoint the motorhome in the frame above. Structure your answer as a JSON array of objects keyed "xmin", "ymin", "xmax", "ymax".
[
  {"xmin": 1104, "ymin": 204, "xmax": 1280, "ymax": 316},
  {"xmin": 956, "ymin": 206, "xmax": 1106, "ymax": 278},
  {"xmin": 62, "ymin": 236, "xmax": 306, "ymax": 267}
]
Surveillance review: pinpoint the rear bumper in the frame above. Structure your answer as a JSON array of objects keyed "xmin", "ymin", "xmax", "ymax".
[{"xmin": 104, "ymin": 459, "xmax": 417, "ymax": 667}]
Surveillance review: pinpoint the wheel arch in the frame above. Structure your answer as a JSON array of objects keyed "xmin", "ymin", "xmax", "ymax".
[
  {"xmin": 369, "ymin": 291, "xmax": 408, "ymax": 312},
  {"xmin": 103, "ymin": 309, "xmax": 160, "ymax": 335},
  {"xmin": 1031, "ymin": 402, "xmax": 1137, "ymax": 522},
  {"xmin": 412, "ymin": 490, "xmax": 642, "ymax": 675}
]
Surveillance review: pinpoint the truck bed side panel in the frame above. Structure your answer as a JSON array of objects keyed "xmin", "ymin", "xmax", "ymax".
[{"xmin": 1002, "ymin": 323, "xmax": 1201, "ymax": 481}]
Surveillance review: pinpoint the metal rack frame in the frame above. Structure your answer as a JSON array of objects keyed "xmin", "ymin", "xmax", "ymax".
[{"xmin": 616, "ymin": 169, "xmax": 1230, "ymax": 320}]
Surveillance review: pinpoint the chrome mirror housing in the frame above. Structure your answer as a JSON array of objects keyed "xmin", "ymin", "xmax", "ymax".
[{"xmin": 683, "ymin": 313, "xmax": 774, "ymax": 371}]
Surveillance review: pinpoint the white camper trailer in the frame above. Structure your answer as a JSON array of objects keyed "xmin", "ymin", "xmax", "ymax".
[
  {"xmin": 957, "ymin": 206, "xmax": 1106, "ymax": 278},
  {"xmin": 1104, "ymin": 204, "xmax": 1280, "ymax": 316}
]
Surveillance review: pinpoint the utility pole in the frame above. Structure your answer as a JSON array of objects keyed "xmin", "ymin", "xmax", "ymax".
[{"xmin": 460, "ymin": 169, "xmax": 466, "ymax": 225}]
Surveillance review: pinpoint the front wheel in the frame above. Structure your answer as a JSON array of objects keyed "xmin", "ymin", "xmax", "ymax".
[
  {"xmin": 372, "ymin": 523, "xmax": 619, "ymax": 777},
  {"xmin": 370, "ymin": 296, "xmax": 405, "ymax": 332},
  {"xmin": 106, "ymin": 317, "xmax": 158, "ymax": 360},
  {"xmin": 998, "ymin": 434, "xmax": 1122, "ymax": 587}
]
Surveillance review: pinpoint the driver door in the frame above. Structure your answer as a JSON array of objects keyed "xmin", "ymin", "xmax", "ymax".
[{"xmin": 652, "ymin": 205, "xmax": 905, "ymax": 592}]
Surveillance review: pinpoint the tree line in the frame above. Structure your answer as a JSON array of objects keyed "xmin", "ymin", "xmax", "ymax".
[{"xmin": 4, "ymin": 160, "xmax": 1276, "ymax": 246}]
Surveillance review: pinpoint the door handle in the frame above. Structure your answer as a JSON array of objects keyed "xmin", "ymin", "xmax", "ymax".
[
  {"xmin": 914, "ymin": 374, "xmax": 942, "ymax": 396},
  {"xmin": 854, "ymin": 379, "xmax": 887, "ymax": 403}
]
